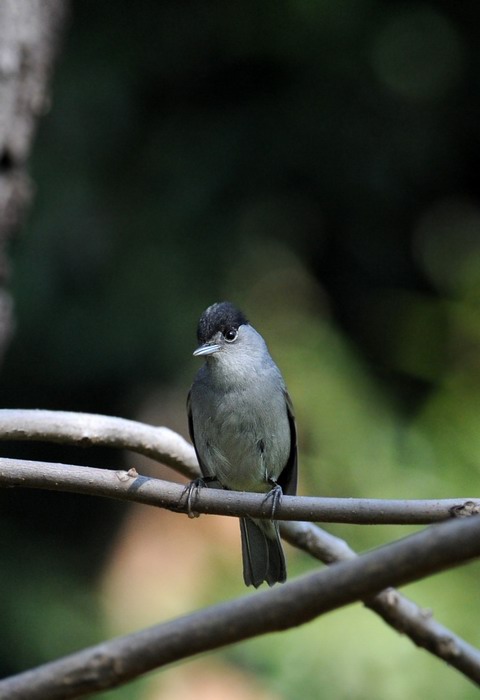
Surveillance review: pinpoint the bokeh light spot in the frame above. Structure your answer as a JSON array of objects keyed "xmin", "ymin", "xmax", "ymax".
[{"xmin": 371, "ymin": 8, "xmax": 465, "ymax": 101}]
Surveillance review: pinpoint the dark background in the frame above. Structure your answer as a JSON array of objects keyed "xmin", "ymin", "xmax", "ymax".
[{"xmin": 1, "ymin": 2, "xmax": 480, "ymax": 698}]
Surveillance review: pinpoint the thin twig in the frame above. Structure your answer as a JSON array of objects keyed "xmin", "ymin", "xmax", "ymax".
[{"xmin": 1, "ymin": 515, "xmax": 480, "ymax": 699}]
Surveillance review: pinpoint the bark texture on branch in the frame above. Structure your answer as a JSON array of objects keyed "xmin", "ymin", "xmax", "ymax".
[{"xmin": 0, "ymin": 0, "xmax": 67, "ymax": 362}]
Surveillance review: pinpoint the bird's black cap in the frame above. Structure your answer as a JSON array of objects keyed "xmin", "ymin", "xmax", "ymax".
[{"xmin": 197, "ymin": 302, "xmax": 248, "ymax": 343}]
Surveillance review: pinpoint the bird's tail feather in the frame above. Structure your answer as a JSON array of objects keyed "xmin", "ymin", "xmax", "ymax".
[{"xmin": 240, "ymin": 517, "xmax": 286, "ymax": 587}]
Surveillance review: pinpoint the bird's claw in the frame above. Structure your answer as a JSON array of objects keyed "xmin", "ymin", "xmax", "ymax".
[
  {"xmin": 182, "ymin": 476, "xmax": 219, "ymax": 517},
  {"xmin": 182, "ymin": 477, "xmax": 206, "ymax": 518},
  {"xmin": 263, "ymin": 482, "xmax": 283, "ymax": 519}
]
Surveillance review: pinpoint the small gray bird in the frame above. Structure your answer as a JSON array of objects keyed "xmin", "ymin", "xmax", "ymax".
[{"xmin": 187, "ymin": 301, "xmax": 297, "ymax": 587}]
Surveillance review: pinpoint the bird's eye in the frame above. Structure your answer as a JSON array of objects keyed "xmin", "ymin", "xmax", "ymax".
[{"xmin": 224, "ymin": 328, "xmax": 238, "ymax": 342}]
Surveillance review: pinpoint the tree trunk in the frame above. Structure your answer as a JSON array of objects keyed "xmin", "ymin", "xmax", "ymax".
[{"xmin": 0, "ymin": 0, "xmax": 67, "ymax": 364}]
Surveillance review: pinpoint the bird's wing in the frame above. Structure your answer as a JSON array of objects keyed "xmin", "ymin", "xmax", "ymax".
[
  {"xmin": 186, "ymin": 387, "xmax": 209, "ymax": 478},
  {"xmin": 277, "ymin": 390, "xmax": 298, "ymax": 496},
  {"xmin": 186, "ymin": 387, "xmax": 195, "ymax": 446}
]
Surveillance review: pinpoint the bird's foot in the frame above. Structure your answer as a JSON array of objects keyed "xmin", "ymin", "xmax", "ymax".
[
  {"xmin": 263, "ymin": 481, "xmax": 283, "ymax": 519},
  {"xmin": 182, "ymin": 476, "xmax": 216, "ymax": 518},
  {"xmin": 182, "ymin": 477, "xmax": 206, "ymax": 518}
]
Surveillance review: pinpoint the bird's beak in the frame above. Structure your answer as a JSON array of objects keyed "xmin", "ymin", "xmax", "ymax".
[{"xmin": 193, "ymin": 343, "xmax": 221, "ymax": 357}]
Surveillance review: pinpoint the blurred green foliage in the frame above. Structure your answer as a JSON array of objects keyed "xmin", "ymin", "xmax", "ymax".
[{"xmin": 1, "ymin": 0, "xmax": 480, "ymax": 698}]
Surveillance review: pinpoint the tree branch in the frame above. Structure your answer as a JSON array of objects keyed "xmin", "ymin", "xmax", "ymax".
[
  {"xmin": 1, "ymin": 409, "xmax": 480, "ymax": 688},
  {"xmin": 0, "ymin": 455, "xmax": 479, "ymax": 524},
  {"xmin": 1, "ymin": 514, "xmax": 480, "ymax": 699},
  {"xmin": 0, "ymin": 408, "xmax": 199, "ymax": 478},
  {"xmin": 0, "ymin": 409, "xmax": 478, "ymax": 524},
  {"xmin": 282, "ymin": 521, "xmax": 480, "ymax": 680}
]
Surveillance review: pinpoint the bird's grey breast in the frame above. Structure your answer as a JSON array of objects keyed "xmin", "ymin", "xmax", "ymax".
[{"xmin": 190, "ymin": 365, "xmax": 291, "ymax": 492}]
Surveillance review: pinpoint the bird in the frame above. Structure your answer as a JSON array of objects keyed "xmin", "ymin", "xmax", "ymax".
[{"xmin": 187, "ymin": 301, "xmax": 297, "ymax": 587}]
